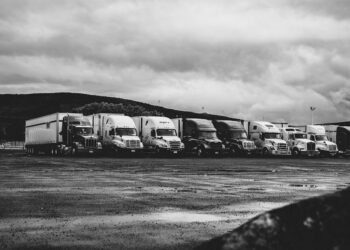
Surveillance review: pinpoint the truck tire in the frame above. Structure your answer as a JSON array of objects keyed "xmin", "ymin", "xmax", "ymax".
[
  {"xmin": 196, "ymin": 146, "xmax": 204, "ymax": 157},
  {"xmin": 262, "ymin": 148, "xmax": 269, "ymax": 157},
  {"xmin": 292, "ymin": 148, "xmax": 300, "ymax": 157},
  {"xmin": 71, "ymin": 147, "xmax": 78, "ymax": 156},
  {"xmin": 155, "ymin": 146, "xmax": 161, "ymax": 155}
]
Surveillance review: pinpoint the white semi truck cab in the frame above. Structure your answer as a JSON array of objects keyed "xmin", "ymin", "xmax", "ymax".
[
  {"xmin": 132, "ymin": 116, "xmax": 184, "ymax": 155},
  {"xmin": 304, "ymin": 125, "xmax": 338, "ymax": 156},
  {"xmin": 280, "ymin": 127, "xmax": 319, "ymax": 157},
  {"xmin": 89, "ymin": 113, "xmax": 143, "ymax": 153},
  {"xmin": 249, "ymin": 121, "xmax": 290, "ymax": 156}
]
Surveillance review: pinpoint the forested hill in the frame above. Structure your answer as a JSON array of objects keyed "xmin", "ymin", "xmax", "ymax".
[{"xmin": 0, "ymin": 92, "xmax": 240, "ymax": 141}]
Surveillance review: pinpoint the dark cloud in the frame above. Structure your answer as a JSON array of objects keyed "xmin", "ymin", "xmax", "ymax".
[{"xmin": 0, "ymin": 0, "xmax": 349, "ymax": 124}]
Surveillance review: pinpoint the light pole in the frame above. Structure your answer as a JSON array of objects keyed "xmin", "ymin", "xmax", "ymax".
[{"xmin": 310, "ymin": 106, "xmax": 316, "ymax": 124}]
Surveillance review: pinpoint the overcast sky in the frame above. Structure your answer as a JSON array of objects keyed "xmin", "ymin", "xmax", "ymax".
[{"xmin": 0, "ymin": 0, "xmax": 349, "ymax": 124}]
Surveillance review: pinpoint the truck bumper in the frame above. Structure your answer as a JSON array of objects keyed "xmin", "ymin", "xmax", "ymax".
[
  {"xmin": 300, "ymin": 150, "xmax": 320, "ymax": 157},
  {"xmin": 206, "ymin": 148, "xmax": 223, "ymax": 156},
  {"xmin": 319, "ymin": 149, "xmax": 338, "ymax": 157},
  {"xmin": 77, "ymin": 147, "xmax": 100, "ymax": 154},
  {"xmin": 116, "ymin": 147, "xmax": 143, "ymax": 154},
  {"xmin": 339, "ymin": 150, "xmax": 350, "ymax": 157},
  {"xmin": 271, "ymin": 150, "xmax": 291, "ymax": 156},
  {"xmin": 224, "ymin": 147, "xmax": 256, "ymax": 156},
  {"xmin": 242, "ymin": 148, "xmax": 257, "ymax": 156},
  {"xmin": 162, "ymin": 148, "xmax": 184, "ymax": 155}
]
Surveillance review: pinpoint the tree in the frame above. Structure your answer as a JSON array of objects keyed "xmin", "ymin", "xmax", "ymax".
[{"xmin": 72, "ymin": 102, "xmax": 163, "ymax": 116}]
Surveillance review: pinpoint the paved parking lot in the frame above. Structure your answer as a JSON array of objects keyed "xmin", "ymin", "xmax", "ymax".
[{"xmin": 0, "ymin": 152, "xmax": 349, "ymax": 249}]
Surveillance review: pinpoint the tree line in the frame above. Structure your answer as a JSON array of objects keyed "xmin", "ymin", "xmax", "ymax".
[{"xmin": 73, "ymin": 102, "xmax": 163, "ymax": 116}]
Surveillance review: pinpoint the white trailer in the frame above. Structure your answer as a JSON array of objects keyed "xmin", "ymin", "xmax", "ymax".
[
  {"xmin": 248, "ymin": 121, "xmax": 291, "ymax": 156},
  {"xmin": 25, "ymin": 113, "xmax": 101, "ymax": 155},
  {"xmin": 323, "ymin": 125, "xmax": 338, "ymax": 143},
  {"xmin": 88, "ymin": 113, "xmax": 143, "ymax": 153},
  {"xmin": 132, "ymin": 116, "xmax": 184, "ymax": 154}
]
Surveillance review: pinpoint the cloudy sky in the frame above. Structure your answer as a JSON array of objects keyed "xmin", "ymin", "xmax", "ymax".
[{"xmin": 1, "ymin": 0, "xmax": 349, "ymax": 124}]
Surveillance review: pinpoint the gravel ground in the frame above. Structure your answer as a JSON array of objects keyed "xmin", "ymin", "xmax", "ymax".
[{"xmin": 0, "ymin": 151, "xmax": 349, "ymax": 250}]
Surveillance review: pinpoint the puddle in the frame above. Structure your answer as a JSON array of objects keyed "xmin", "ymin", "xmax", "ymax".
[
  {"xmin": 150, "ymin": 211, "xmax": 223, "ymax": 223},
  {"xmin": 289, "ymin": 184, "xmax": 317, "ymax": 188},
  {"xmin": 246, "ymin": 187, "xmax": 265, "ymax": 191},
  {"xmin": 223, "ymin": 202, "xmax": 288, "ymax": 213}
]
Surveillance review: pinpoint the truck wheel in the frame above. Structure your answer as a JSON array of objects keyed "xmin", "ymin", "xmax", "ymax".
[
  {"xmin": 292, "ymin": 148, "xmax": 300, "ymax": 157},
  {"xmin": 196, "ymin": 147, "xmax": 204, "ymax": 157},
  {"xmin": 262, "ymin": 148, "xmax": 269, "ymax": 157},
  {"xmin": 71, "ymin": 147, "xmax": 78, "ymax": 156},
  {"xmin": 155, "ymin": 146, "xmax": 161, "ymax": 155}
]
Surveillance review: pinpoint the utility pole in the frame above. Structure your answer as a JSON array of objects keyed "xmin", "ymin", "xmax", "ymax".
[{"xmin": 310, "ymin": 106, "xmax": 316, "ymax": 124}]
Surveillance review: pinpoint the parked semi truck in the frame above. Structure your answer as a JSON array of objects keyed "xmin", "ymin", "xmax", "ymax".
[
  {"xmin": 309, "ymin": 125, "xmax": 338, "ymax": 156},
  {"xmin": 280, "ymin": 127, "xmax": 319, "ymax": 157},
  {"xmin": 248, "ymin": 121, "xmax": 290, "ymax": 156},
  {"xmin": 296, "ymin": 125, "xmax": 338, "ymax": 156},
  {"xmin": 89, "ymin": 113, "xmax": 143, "ymax": 154},
  {"xmin": 172, "ymin": 118, "xmax": 224, "ymax": 156},
  {"xmin": 213, "ymin": 120, "xmax": 256, "ymax": 155},
  {"xmin": 336, "ymin": 126, "xmax": 350, "ymax": 157},
  {"xmin": 25, "ymin": 113, "xmax": 102, "ymax": 155},
  {"xmin": 132, "ymin": 116, "xmax": 184, "ymax": 155}
]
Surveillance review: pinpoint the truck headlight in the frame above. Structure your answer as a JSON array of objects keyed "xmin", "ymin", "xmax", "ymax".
[
  {"xmin": 180, "ymin": 142, "xmax": 185, "ymax": 149},
  {"xmin": 318, "ymin": 144, "xmax": 327, "ymax": 151},
  {"xmin": 159, "ymin": 142, "xmax": 168, "ymax": 148},
  {"xmin": 114, "ymin": 141, "xmax": 126, "ymax": 148},
  {"xmin": 97, "ymin": 142, "xmax": 102, "ymax": 149}
]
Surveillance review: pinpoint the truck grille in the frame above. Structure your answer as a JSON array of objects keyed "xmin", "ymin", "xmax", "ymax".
[
  {"xmin": 125, "ymin": 140, "xmax": 141, "ymax": 149},
  {"xmin": 169, "ymin": 141, "xmax": 181, "ymax": 150},
  {"xmin": 243, "ymin": 141, "xmax": 255, "ymax": 149},
  {"xmin": 277, "ymin": 143, "xmax": 288, "ymax": 151},
  {"xmin": 307, "ymin": 142, "xmax": 316, "ymax": 151},
  {"xmin": 328, "ymin": 145, "xmax": 337, "ymax": 151},
  {"xmin": 210, "ymin": 142, "xmax": 222, "ymax": 150},
  {"xmin": 85, "ymin": 138, "xmax": 97, "ymax": 148}
]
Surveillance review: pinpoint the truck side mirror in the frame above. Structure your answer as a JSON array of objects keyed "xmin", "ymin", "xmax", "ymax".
[{"xmin": 151, "ymin": 130, "xmax": 156, "ymax": 137}]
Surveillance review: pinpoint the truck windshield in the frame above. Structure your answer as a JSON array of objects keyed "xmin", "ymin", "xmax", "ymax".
[
  {"xmin": 263, "ymin": 133, "xmax": 281, "ymax": 139},
  {"xmin": 295, "ymin": 133, "xmax": 307, "ymax": 139},
  {"xmin": 315, "ymin": 135, "xmax": 328, "ymax": 141},
  {"xmin": 230, "ymin": 131, "xmax": 247, "ymax": 139},
  {"xmin": 74, "ymin": 127, "xmax": 93, "ymax": 135},
  {"xmin": 198, "ymin": 131, "xmax": 218, "ymax": 139},
  {"xmin": 115, "ymin": 128, "xmax": 137, "ymax": 136},
  {"xmin": 157, "ymin": 129, "xmax": 177, "ymax": 136}
]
